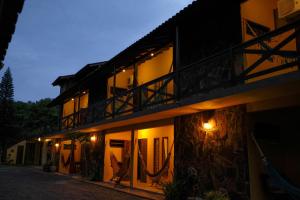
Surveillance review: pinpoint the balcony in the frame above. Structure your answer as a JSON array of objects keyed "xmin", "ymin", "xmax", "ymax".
[{"xmin": 60, "ymin": 20, "xmax": 300, "ymax": 131}]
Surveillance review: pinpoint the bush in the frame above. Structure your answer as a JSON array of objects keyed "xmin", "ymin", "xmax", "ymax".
[
  {"xmin": 163, "ymin": 180, "xmax": 185, "ymax": 200},
  {"xmin": 204, "ymin": 190, "xmax": 230, "ymax": 200}
]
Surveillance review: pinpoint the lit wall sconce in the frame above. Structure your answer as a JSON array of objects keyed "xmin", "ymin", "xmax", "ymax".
[
  {"xmin": 202, "ymin": 110, "xmax": 216, "ymax": 133},
  {"xmin": 122, "ymin": 69, "xmax": 126, "ymax": 73},
  {"xmin": 150, "ymin": 53, "xmax": 154, "ymax": 57},
  {"xmin": 38, "ymin": 137, "xmax": 41, "ymax": 142},
  {"xmin": 202, "ymin": 119, "xmax": 217, "ymax": 133},
  {"xmin": 55, "ymin": 143, "xmax": 60, "ymax": 148},
  {"xmin": 90, "ymin": 135, "xmax": 97, "ymax": 142},
  {"xmin": 82, "ymin": 91, "xmax": 86, "ymax": 94},
  {"xmin": 203, "ymin": 122, "xmax": 213, "ymax": 131},
  {"xmin": 71, "ymin": 98, "xmax": 74, "ymax": 101}
]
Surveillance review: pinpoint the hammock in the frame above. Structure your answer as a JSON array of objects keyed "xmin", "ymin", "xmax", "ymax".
[
  {"xmin": 138, "ymin": 142, "xmax": 174, "ymax": 179},
  {"xmin": 61, "ymin": 154, "xmax": 71, "ymax": 168},
  {"xmin": 109, "ymin": 152, "xmax": 131, "ymax": 184},
  {"xmin": 251, "ymin": 133, "xmax": 300, "ymax": 200}
]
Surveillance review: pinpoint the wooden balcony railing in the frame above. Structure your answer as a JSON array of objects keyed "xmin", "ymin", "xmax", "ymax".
[
  {"xmin": 60, "ymin": 108, "xmax": 88, "ymax": 130},
  {"xmin": 60, "ymin": 20, "xmax": 300, "ymax": 131}
]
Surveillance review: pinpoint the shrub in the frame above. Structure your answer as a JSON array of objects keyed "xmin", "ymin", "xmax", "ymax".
[
  {"xmin": 163, "ymin": 180, "xmax": 185, "ymax": 200},
  {"xmin": 204, "ymin": 190, "xmax": 230, "ymax": 200}
]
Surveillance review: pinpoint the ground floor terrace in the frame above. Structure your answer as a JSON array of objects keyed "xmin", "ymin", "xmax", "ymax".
[{"xmin": 39, "ymin": 94, "xmax": 300, "ymax": 200}]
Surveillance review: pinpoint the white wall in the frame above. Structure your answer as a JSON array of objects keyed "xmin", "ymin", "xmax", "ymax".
[{"xmin": 6, "ymin": 140, "xmax": 27, "ymax": 165}]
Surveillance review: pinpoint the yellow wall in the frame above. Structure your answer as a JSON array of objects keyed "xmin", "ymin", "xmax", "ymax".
[
  {"xmin": 107, "ymin": 69, "xmax": 134, "ymax": 99},
  {"xmin": 58, "ymin": 140, "xmax": 81, "ymax": 174},
  {"xmin": 137, "ymin": 47, "xmax": 173, "ymax": 85},
  {"xmin": 107, "ymin": 47, "xmax": 173, "ymax": 92},
  {"xmin": 79, "ymin": 93, "xmax": 89, "ymax": 109},
  {"xmin": 103, "ymin": 131, "xmax": 131, "ymax": 182},
  {"xmin": 106, "ymin": 69, "xmax": 134, "ymax": 115},
  {"xmin": 133, "ymin": 125, "xmax": 174, "ymax": 186},
  {"xmin": 63, "ymin": 99, "xmax": 75, "ymax": 117},
  {"xmin": 241, "ymin": 0, "xmax": 277, "ymax": 32},
  {"xmin": 241, "ymin": 0, "xmax": 297, "ymax": 82},
  {"xmin": 62, "ymin": 93, "xmax": 89, "ymax": 118}
]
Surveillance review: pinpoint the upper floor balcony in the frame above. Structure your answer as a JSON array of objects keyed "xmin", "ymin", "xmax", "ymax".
[
  {"xmin": 60, "ymin": 91, "xmax": 89, "ymax": 130},
  {"xmin": 59, "ymin": 19, "xmax": 300, "ymax": 131}
]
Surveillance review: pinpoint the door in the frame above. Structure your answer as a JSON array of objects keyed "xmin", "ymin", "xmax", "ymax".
[
  {"xmin": 137, "ymin": 139, "xmax": 147, "ymax": 183},
  {"xmin": 24, "ymin": 143, "xmax": 35, "ymax": 165},
  {"xmin": 16, "ymin": 146, "xmax": 24, "ymax": 165}
]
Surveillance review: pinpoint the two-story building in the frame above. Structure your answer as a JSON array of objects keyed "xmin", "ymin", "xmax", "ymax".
[{"xmin": 42, "ymin": 0, "xmax": 300, "ymax": 199}]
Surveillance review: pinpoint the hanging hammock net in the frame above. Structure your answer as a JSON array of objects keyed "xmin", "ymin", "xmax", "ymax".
[
  {"xmin": 138, "ymin": 142, "xmax": 173, "ymax": 184},
  {"xmin": 251, "ymin": 133, "xmax": 300, "ymax": 200},
  {"xmin": 109, "ymin": 140, "xmax": 173, "ymax": 185},
  {"xmin": 110, "ymin": 152, "xmax": 131, "ymax": 184}
]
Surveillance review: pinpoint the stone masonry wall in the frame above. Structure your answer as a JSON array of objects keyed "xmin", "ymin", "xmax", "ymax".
[{"xmin": 174, "ymin": 105, "xmax": 249, "ymax": 199}]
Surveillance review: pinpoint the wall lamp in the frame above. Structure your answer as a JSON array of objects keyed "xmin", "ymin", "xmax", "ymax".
[{"xmin": 90, "ymin": 135, "xmax": 97, "ymax": 142}]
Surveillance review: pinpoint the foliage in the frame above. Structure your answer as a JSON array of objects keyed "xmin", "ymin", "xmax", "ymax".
[
  {"xmin": 0, "ymin": 67, "xmax": 15, "ymax": 161},
  {"xmin": 0, "ymin": 68, "xmax": 14, "ymax": 101},
  {"xmin": 163, "ymin": 179, "xmax": 185, "ymax": 200},
  {"xmin": 204, "ymin": 190, "xmax": 230, "ymax": 200},
  {"xmin": 14, "ymin": 98, "xmax": 58, "ymax": 138},
  {"xmin": 0, "ymin": 68, "xmax": 14, "ymax": 125}
]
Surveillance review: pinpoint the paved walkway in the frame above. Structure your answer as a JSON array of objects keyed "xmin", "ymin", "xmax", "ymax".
[{"xmin": 0, "ymin": 166, "xmax": 147, "ymax": 200}]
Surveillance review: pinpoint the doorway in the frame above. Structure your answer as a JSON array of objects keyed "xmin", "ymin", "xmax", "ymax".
[{"xmin": 16, "ymin": 145, "xmax": 24, "ymax": 165}]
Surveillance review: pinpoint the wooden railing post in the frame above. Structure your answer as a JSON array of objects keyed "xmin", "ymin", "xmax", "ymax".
[
  {"xmin": 112, "ymin": 65, "xmax": 116, "ymax": 119},
  {"xmin": 229, "ymin": 46, "xmax": 237, "ymax": 86},
  {"xmin": 175, "ymin": 72, "xmax": 181, "ymax": 101},
  {"xmin": 138, "ymin": 87, "xmax": 142, "ymax": 111},
  {"xmin": 130, "ymin": 129, "xmax": 135, "ymax": 189}
]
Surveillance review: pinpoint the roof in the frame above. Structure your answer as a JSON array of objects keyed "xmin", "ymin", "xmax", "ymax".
[
  {"xmin": 52, "ymin": 75, "xmax": 74, "ymax": 86},
  {"xmin": 0, "ymin": 0, "xmax": 25, "ymax": 65},
  {"xmin": 103, "ymin": 0, "xmax": 245, "ymax": 70},
  {"xmin": 75, "ymin": 61, "xmax": 106, "ymax": 79},
  {"xmin": 101, "ymin": 0, "xmax": 200, "ymax": 69},
  {"xmin": 49, "ymin": 61, "xmax": 107, "ymax": 106}
]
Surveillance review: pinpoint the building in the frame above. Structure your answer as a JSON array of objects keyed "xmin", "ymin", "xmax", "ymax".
[
  {"xmin": 44, "ymin": 0, "xmax": 300, "ymax": 199},
  {"xmin": 6, "ymin": 139, "xmax": 42, "ymax": 166}
]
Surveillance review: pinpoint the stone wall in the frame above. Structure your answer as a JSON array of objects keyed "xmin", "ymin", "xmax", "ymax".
[
  {"xmin": 174, "ymin": 105, "xmax": 249, "ymax": 199},
  {"xmin": 80, "ymin": 132, "xmax": 105, "ymax": 181}
]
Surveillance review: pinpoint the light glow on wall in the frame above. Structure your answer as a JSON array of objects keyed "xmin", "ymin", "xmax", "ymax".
[
  {"xmin": 55, "ymin": 143, "xmax": 60, "ymax": 148},
  {"xmin": 38, "ymin": 137, "xmax": 41, "ymax": 142}
]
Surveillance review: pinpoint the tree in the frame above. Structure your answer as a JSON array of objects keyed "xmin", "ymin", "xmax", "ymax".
[
  {"xmin": 0, "ymin": 67, "xmax": 15, "ymax": 162},
  {"xmin": 14, "ymin": 98, "xmax": 58, "ymax": 138}
]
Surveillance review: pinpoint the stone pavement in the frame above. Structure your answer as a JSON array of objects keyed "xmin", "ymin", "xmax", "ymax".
[{"xmin": 0, "ymin": 166, "xmax": 148, "ymax": 200}]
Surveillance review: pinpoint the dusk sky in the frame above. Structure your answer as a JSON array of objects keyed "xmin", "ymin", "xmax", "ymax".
[{"xmin": 2, "ymin": 0, "xmax": 193, "ymax": 102}]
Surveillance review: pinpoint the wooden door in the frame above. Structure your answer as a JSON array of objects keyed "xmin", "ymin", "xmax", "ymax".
[
  {"xmin": 138, "ymin": 139, "xmax": 147, "ymax": 183},
  {"xmin": 16, "ymin": 145, "xmax": 24, "ymax": 165}
]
